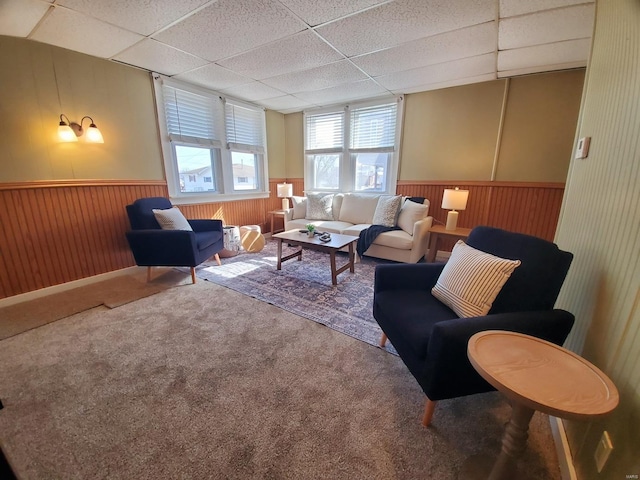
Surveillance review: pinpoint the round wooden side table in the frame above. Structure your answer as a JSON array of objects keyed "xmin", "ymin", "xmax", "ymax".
[{"xmin": 463, "ymin": 330, "xmax": 619, "ymax": 480}]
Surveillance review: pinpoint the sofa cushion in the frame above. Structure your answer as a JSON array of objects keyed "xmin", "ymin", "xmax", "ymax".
[
  {"xmin": 342, "ymin": 224, "xmax": 371, "ymax": 236},
  {"xmin": 306, "ymin": 193, "xmax": 334, "ymax": 220},
  {"xmin": 372, "ymin": 195, "xmax": 402, "ymax": 227},
  {"xmin": 152, "ymin": 207, "xmax": 193, "ymax": 231},
  {"xmin": 338, "ymin": 194, "xmax": 380, "ymax": 225},
  {"xmin": 373, "ymin": 229, "xmax": 414, "ymax": 250},
  {"xmin": 291, "ymin": 196, "xmax": 306, "ymax": 219},
  {"xmin": 397, "ymin": 200, "xmax": 428, "ymax": 235},
  {"xmin": 286, "ymin": 219, "xmax": 353, "ymax": 234},
  {"xmin": 432, "ymin": 241, "xmax": 521, "ymax": 318}
]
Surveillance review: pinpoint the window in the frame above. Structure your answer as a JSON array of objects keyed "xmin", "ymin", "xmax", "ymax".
[
  {"xmin": 153, "ymin": 74, "xmax": 269, "ymax": 203},
  {"xmin": 304, "ymin": 98, "xmax": 402, "ymax": 194}
]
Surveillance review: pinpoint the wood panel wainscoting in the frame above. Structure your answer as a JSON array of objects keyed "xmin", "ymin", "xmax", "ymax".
[
  {"xmin": 396, "ymin": 180, "xmax": 565, "ymax": 252},
  {"xmin": 0, "ymin": 179, "xmax": 292, "ymax": 299}
]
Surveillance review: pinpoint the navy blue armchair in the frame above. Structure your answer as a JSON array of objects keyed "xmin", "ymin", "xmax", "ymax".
[
  {"xmin": 373, "ymin": 226, "xmax": 574, "ymax": 426},
  {"xmin": 125, "ymin": 197, "xmax": 223, "ymax": 283}
]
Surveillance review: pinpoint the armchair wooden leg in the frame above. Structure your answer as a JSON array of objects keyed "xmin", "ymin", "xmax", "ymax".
[
  {"xmin": 190, "ymin": 267, "xmax": 196, "ymax": 284},
  {"xmin": 147, "ymin": 266, "xmax": 152, "ymax": 283},
  {"xmin": 422, "ymin": 399, "xmax": 437, "ymax": 427},
  {"xmin": 379, "ymin": 333, "xmax": 388, "ymax": 347},
  {"xmin": 214, "ymin": 253, "xmax": 221, "ymax": 266}
]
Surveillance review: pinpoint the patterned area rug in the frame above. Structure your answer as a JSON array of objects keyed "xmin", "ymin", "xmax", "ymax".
[{"xmin": 195, "ymin": 239, "xmax": 397, "ymax": 352}]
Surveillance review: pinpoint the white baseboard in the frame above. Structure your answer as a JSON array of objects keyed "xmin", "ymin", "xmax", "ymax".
[
  {"xmin": 0, "ymin": 267, "xmax": 143, "ymax": 308},
  {"xmin": 550, "ymin": 416, "xmax": 577, "ymax": 480}
]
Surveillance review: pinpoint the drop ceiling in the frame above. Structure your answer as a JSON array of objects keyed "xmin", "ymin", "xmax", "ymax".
[{"xmin": 1, "ymin": 0, "xmax": 595, "ymax": 114}]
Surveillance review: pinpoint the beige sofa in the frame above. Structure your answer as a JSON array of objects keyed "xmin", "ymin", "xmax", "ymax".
[{"xmin": 283, "ymin": 193, "xmax": 432, "ymax": 263}]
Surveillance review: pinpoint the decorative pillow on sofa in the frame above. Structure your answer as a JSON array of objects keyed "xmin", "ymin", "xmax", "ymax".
[
  {"xmin": 152, "ymin": 207, "xmax": 193, "ymax": 231},
  {"xmin": 432, "ymin": 241, "xmax": 521, "ymax": 318},
  {"xmin": 306, "ymin": 193, "xmax": 334, "ymax": 220},
  {"xmin": 291, "ymin": 196, "xmax": 307, "ymax": 220},
  {"xmin": 372, "ymin": 195, "xmax": 402, "ymax": 227},
  {"xmin": 397, "ymin": 199, "xmax": 428, "ymax": 235}
]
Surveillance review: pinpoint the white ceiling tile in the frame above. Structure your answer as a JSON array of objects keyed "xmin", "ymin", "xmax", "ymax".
[
  {"xmin": 56, "ymin": 0, "xmax": 210, "ymax": 36},
  {"xmin": 351, "ymin": 21, "xmax": 496, "ymax": 77},
  {"xmin": 396, "ymin": 73, "xmax": 496, "ymax": 94},
  {"xmin": 113, "ymin": 39, "xmax": 208, "ymax": 76},
  {"xmin": 0, "ymin": 0, "xmax": 51, "ymax": 37},
  {"xmin": 294, "ymin": 79, "xmax": 388, "ymax": 104},
  {"xmin": 218, "ymin": 31, "xmax": 343, "ymax": 80},
  {"xmin": 30, "ymin": 6, "xmax": 143, "ymax": 58},
  {"xmin": 220, "ymin": 82, "xmax": 287, "ymax": 102},
  {"xmin": 500, "ymin": 0, "xmax": 594, "ymax": 19},
  {"xmin": 278, "ymin": 0, "xmax": 386, "ymax": 27},
  {"xmin": 498, "ymin": 38, "xmax": 590, "ymax": 72},
  {"xmin": 154, "ymin": 0, "xmax": 306, "ymax": 62},
  {"xmin": 316, "ymin": 0, "xmax": 495, "ymax": 57},
  {"xmin": 262, "ymin": 60, "xmax": 368, "ymax": 93},
  {"xmin": 174, "ymin": 63, "xmax": 252, "ymax": 91},
  {"xmin": 375, "ymin": 53, "xmax": 495, "ymax": 91},
  {"xmin": 256, "ymin": 95, "xmax": 316, "ymax": 111},
  {"xmin": 499, "ymin": 4, "xmax": 595, "ymax": 50}
]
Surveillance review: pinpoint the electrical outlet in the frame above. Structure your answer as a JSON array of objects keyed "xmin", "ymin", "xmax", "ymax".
[{"xmin": 594, "ymin": 431, "xmax": 613, "ymax": 473}]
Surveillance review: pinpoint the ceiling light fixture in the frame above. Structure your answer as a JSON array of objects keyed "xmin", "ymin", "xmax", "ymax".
[{"xmin": 58, "ymin": 114, "xmax": 104, "ymax": 143}]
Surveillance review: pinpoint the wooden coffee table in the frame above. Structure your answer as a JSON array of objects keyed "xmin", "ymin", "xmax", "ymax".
[
  {"xmin": 463, "ymin": 330, "xmax": 619, "ymax": 480},
  {"xmin": 272, "ymin": 230, "xmax": 359, "ymax": 286}
]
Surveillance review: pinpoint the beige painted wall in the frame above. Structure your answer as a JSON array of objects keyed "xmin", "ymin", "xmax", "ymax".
[
  {"xmin": 0, "ymin": 36, "xmax": 163, "ymax": 182},
  {"xmin": 283, "ymin": 70, "xmax": 584, "ymax": 184},
  {"xmin": 0, "ymin": 36, "xmax": 286, "ymax": 185},
  {"xmin": 265, "ymin": 109, "xmax": 285, "ymax": 179},
  {"xmin": 554, "ymin": 0, "xmax": 640, "ymax": 477}
]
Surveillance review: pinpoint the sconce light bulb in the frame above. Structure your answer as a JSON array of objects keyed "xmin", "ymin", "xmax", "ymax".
[{"xmin": 58, "ymin": 123, "xmax": 78, "ymax": 142}]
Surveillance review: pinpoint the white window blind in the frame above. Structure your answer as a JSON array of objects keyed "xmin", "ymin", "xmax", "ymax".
[
  {"xmin": 305, "ymin": 111, "xmax": 344, "ymax": 153},
  {"xmin": 162, "ymin": 85, "xmax": 224, "ymax": 146},
  {"xmin": 225, "ymin": 101, "xmax": 265, "ymax": 153},
  {"xmin": 350, "ymin": 102, "xmax": 397, "ymax": 152}
]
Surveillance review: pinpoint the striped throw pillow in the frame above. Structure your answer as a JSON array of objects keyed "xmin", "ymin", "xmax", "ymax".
[
  {"xmin": 152, "ymin": 207, "xmax": 193, "ymax": 231},
  {"xmin": 432, "ymin": 240, "xmax": 521, "ymax": 318}
]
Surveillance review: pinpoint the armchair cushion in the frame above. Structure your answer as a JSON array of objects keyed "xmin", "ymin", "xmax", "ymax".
[
  {"xmin": 431, "ymin": 240, "xmax": 521, "ymax": 318},
  {"xmin": 152, "ymin": 207, "xmax": 193, "ymax": 231}
]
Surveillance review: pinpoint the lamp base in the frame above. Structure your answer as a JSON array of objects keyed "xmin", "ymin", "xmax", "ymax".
[
  {"xmin": 445, "ymin": 210, "xmax": 459, "ymax": 231},
  {"xmin": 281, "ymin": 198, "xmax": 289, "ymax": 210}
]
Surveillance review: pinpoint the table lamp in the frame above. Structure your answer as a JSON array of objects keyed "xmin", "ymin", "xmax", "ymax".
[
  {"xmin": 441, "ymin": 187, "xmax": 469, "ymax": 230},
  {"xmin": 277, "ymin": 183, "xmax": 293, "ymax": 210}
]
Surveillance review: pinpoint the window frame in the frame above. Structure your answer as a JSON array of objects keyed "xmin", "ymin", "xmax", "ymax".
[
  {"xmin": 303, "ymin": 97, "xmax": 403, "ymax": 195},
  {"xmin": 153, "ymin": 73, "xmax": 270, "ymax": 205}
]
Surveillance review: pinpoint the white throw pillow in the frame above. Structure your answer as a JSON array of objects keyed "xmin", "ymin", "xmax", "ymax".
[
  {"xmin": 372, "ymin": 195, "xmax": 402, "ymax": 227},
  {"xmin": 397, "ymin": 200, "xmax": 429, "ymax": 235},
  {"xmin": 152, "ymin": 207, "xmax": 193, "ymax": 231},
  {"xmin": 432, "ymin": 241, "xmax": 521, "ymax": 318},
  {"xmin": 306, "ymin": 193, "xmax": 334, "ymax": 220},
  {"xmin": 291, "ymin": 196, "xmax": 307, "ymax": 220}
]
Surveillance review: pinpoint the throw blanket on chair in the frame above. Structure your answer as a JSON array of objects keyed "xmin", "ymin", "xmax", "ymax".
[{"xmin": 357, "ymin": 225, "xmax": 400, "ymax": 257}]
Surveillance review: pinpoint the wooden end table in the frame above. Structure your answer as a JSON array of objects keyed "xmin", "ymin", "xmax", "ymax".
[
  {"xmin": 425, "ymin": 224, "xmax": 471, "ymax": 262},
  {"xmin": 269, "ymin": 210, "xmax": 287, "ymax": 234},
  {"xmin": 272, "ymin": 230, "xmax": 359, "ymax": 286},
  {"xmin": 463, "ymin": 330, "xmax": 619, "ymax": 480}
]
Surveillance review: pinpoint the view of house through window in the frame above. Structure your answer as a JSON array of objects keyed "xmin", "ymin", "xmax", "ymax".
[
  {"xmin": 304, "ymin": 99, "xmax": 401, "ymax": 194},
  {"xmin": 175, "ymin": 145, "xmax": 216, "ymax": 193}
]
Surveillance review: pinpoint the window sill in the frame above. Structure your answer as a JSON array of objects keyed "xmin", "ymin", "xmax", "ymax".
[{"xmin": 169, "ymin": 192, "xmax": 270, "ymax": 205}]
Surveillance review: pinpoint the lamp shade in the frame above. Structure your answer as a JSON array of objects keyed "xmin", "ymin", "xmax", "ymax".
[
  {"xmin": 58, "ymin": 124, "xmax": 78, "ymax": 142},
  {"xmin": 441, "ymin": 188, "xmax": 469, "ymax": 211},
  {"xmin": 277, "ymin": 183, "xmax": 293, "ymax": 198},
  {"xmin": 85, "ymin": 124, "xmax": 104, "ymax": 143}
]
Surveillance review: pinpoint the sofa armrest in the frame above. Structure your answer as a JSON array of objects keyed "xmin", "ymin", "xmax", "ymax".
[
  {"xmin": 188, "ymin": 219, "xmax": 223, "ymax": 233},
  {"xmin": 374, "ymin": 263, "xmax": 445, "ymax": 293},
  {"xmin": 421, "ymin": 309, "xmax": 575, "ymax": 400},
  {"xmin": 409, "ymin": 216, "xmax": 433, "ymax": 262}
]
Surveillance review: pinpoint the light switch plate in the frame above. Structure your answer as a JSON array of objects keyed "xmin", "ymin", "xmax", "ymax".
[
  {"xmin": 575, "ymin": 136, "xmax": 591, "ymax": 159},
  {"xmin": 594, "ymin": 430, "xmax": 613, "ymax": 473}
]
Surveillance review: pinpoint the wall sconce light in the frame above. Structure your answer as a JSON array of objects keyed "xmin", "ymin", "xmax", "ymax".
[
  {"xmin": 58, "ymin": 114, "xmax": 104, "ymax": 143},
  {"xmin": 277, "ymin": 183, "xmax": 293, "ymax": 210},
  {"xmin": 441, "ymin": 187, "xmax": 469, "ymax": 231}
]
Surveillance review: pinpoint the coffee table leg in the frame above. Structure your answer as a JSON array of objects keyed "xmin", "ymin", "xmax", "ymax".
[
  {"xmin": 330, "ymin": 250, "xmax": 337, "ymax": 286},
  {"xmin": 277, "ymin": 238, "xmax": 282, "ymax": 270}
]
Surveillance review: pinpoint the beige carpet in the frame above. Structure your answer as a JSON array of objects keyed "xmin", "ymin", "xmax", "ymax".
[
  {"xmin": 0, "ymin": 280, "xmax": 561, "ymax": 480},
  {"xmin": 0, "ymin": 269, "xmax": 191, "ymax": 340}
]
